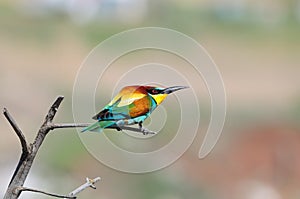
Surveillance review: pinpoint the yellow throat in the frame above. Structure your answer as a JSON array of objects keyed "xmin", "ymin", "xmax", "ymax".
[{"xmin": 151, "ymin": 93, "xmax": 168, "ymax": 105}]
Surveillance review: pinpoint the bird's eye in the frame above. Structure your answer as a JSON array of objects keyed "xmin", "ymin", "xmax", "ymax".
[
  {"xmin": 146, "ymin": 88, "xmax": 161, "ymax": 95},
  {"xmin": 151, "ymin": 89, "xmax": 158, "ymax": 94}
]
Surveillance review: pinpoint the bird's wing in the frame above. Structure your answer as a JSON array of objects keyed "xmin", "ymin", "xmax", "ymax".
[
  {"xmin": 92, "ymin": 106, "xmax": 130, "ymax": 121},
  {"xmin": 93, "ymin": 87, "xmax": 146, "ymax": 121},
  {"xmin": 108, "ymin": 87, "xmax": 145, "ymax": 107}
]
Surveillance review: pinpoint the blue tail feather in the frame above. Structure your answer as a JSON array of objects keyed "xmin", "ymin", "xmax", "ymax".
[{"xmin": 81, "ymin": 120, "xmax": 116, "ymax": 133}]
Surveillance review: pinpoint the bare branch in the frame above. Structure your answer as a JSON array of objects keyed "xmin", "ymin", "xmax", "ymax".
[
  {"xmin": 43, "ymin": 96, "xmax": 64, "ymax": 124},
  {"xmin": 3, "ymin": 108, "xmax": 30, "ymax": 187},
  {"xmin": 68, "ymin": 177, "xmax": 101, "ymax": 197},
  {"xmin": 50, "ymin": 123, "xmax": 156, "ymax": 135},
  {"xmin": 4, "ymin": 95, "xmax": 152, "ymax": 199},
  {"xmin": 4, "ymin": 96, "xmax": 66, "ymax": 199},
  {"xmin": 122, "ymin": 126, "xmax": 156, "ymax": 135},
  {"xmin": 16, "ymin": 177, "xmax": 101, "ymax": 199},
  {"xmin": 49, "ymin": 123, "xmax": 90, "ymax": 129},
  {"xmin": 16, "ymin": 187, "xmax": 75, "ymax": 199},
  {"xmin": 3, "ymin": 108, "xmax": 29, "ymax": 154}
]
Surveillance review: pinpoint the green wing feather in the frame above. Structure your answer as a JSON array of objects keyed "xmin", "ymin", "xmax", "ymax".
[{"xmin": 83, "ymin": 86, "xmax": 148, "ymax": 133}]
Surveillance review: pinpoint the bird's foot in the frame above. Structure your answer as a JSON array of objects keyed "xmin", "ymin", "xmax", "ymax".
[
  {"xmin": 116, "ymin": 120, "xmax": 125, "ymax": 127},
  {"xmin": 138, "ymin": 122, "xmax": 156, "ymax": 135},
  {"xmin": 140, "ymin": 127, "xmax": 156, "ymax": 135},
  {"xmin": 116, "ymin": 120, "xmax": 125, "ymax": 132}
]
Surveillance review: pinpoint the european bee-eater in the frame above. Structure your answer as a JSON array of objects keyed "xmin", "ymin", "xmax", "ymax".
[{"xmin": 81, "ymin": 85, "xmax": 188, "ymax": 133}]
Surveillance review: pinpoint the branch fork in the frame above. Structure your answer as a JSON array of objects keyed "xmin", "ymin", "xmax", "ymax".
[
  {"xmin": 3, "ymin": 95, "xmax": 156, "ymax": 199},
  {"xmin": 3, "ymin": 96, "xmax": 156, "ymax": 199},
  {"xmin": 3, "ymin": 97, "xmax": 100, "ymax": 199},
  {"xmin": 13, "ymin": 177, "xmax": 101, "ymax": 199}
]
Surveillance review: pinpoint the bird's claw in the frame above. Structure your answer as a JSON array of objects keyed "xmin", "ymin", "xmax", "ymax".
[
  {"xmin": 138, "ymin": 122, "xmax": 156, "ymax": 135},
  {"xmin": 140, "ymin": 127, "xmax": 156, "ymax": 135}
]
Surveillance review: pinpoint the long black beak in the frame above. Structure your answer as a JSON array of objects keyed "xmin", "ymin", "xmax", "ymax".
[{"xmin": 162, "ymin": 86, "xmax": 189, "ymax": 94}]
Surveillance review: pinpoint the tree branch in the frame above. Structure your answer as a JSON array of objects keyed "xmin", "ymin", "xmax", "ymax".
[
  {"xmin": 50, "ymin": 123, "xmax": 156, "ymax": 135},
  {"xmin": 4, "ymin": 96, "xmax": 65, "ymax": 199},
  {"xmin": 4, "ymin": 95, "xmax": 154, "ymax": 199},
  {"xmin": 16, "ymin": 177, "xmax": 101, "ymax": 199},
  {"xmin": 44, "ymin": 96, "xmax": 64, "ymax": 124},
  {"xmin": 16, "ymin": 187, "xmax": 75, "ymax": 199},
  {"xmin": 3, "ymin": 108, "xmax": 29, "ymax": 155},
  {"xmin": 68, "ymin": 177, "xmax": 101, "ymax": 197},
  {"xmin": 49, "ymin": 123, "xmax": 90, "ymax": 129}
]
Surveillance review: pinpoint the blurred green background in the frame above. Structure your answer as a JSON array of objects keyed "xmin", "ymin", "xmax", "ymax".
[{"xmin": 1, "ymin": 0, "xmax": 300, "ymax": 198}]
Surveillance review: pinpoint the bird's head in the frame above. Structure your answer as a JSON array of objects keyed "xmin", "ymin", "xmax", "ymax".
[{"xmin": 144, "ymin": 85, "xmax": 189, "ymax": 105}]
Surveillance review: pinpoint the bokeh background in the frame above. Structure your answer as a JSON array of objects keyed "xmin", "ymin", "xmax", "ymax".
[{"xmin": 1, "ymin": 0, "xmax": 300, "ymax": 198}]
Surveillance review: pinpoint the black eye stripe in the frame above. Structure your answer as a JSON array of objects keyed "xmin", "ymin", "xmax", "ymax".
[{"xmin": 147, "ymin": 88, "xmax": 161, "ymax": 95}]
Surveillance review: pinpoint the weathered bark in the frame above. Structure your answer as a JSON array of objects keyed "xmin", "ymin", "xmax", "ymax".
[
  {"xmin": 4, "ymin": 96, "xmax": 64, "ymax": 199},
  {"xmin": 3, "ymin": 96, "xmax": 152, "ymax": 199}
]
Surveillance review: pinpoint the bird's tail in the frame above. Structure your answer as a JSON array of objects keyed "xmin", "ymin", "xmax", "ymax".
[{"xmin": 81, "ymin": 121, "xmax": 116, "ymax": 133}]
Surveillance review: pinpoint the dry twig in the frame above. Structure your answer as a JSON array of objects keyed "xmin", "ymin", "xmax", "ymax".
[{"xmin": 14, "ymin": 177, "xmax": 101, "ymax": 199}]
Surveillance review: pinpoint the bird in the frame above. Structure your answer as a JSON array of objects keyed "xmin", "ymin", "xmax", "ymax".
[{"xmin": 81, "ymin": 85, "xmax": 188, "ymax": 134}]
